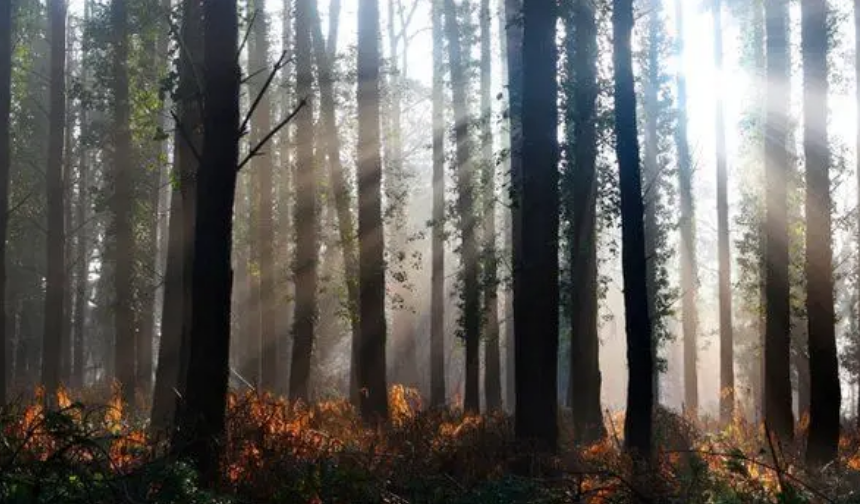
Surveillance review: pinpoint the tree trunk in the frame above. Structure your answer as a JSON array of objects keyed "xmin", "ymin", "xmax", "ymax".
[
  {"xmin": 566, "ymin": 0, "xmax": 604, "ymax": 444},
  {"xmin": 675, "ymin": 0, "xmax": 698, "ymax": 417},
  {"xmin": 430, "ymin": 0, "xmax": 446, "ymax": 409},
  {"xmin": 0, "ymin": 0, "xmax": 10, "ymax": 405},
  {"xmin": 43, "ymin": 0, "xmax": 67, "ymax": 398},
  {"xmin": 308, "ymin": 0, "xmax": 361, "ymax": 404},
  {"xmin": 443, "ymin": 0, "xmax": 480, "ymax": 415},
  {"xmin": 515, "ymin": 0, "xmax": 559, "ymax": 451},
  {"xmin": 764, "ymin": 0, "xmax": 794, "ymax": 443},
  {"xmin": 855, "ymin": 0, "xmax": 860, "ymax": 434},
  {"xmin": 613, "ymin": 0, "xmax": 653, "ymax": 459},
  {"xmin": 61, "ymin": 25, "xmax": 75, "ymax": 385},
  {"xmin": 803, "ymin": 0, "xmax": 839, "ymax": 466},
  {"xmin": 713, "ymin": 0, "xmax": 734, "ymax": 424},
  {"xmin": 480, "ymin": 0, "xmax": 500, "ymax": 413},
  {"xmin": 277, "ymin": 0, "xmax": 294, "ymax": 398},
  {"xmin": 357, "ymin": 0, "xmax": 389, "ymax": 422},
  {"xmin": 289, "ymin": 0, "xmax": 318, "ymax": 403},
  {"xmin": 172, "ymin": 0, "xmax": 240, "ymax": 485}
]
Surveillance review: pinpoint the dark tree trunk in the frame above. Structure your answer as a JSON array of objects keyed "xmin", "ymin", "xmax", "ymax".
[
  {"xmin": 713, "ymin": 0, "xmax": 734, "ymax": 425},
  {"xmin": 250, "ymin": 0, "xmax": 278, "ymax": 391},
  {"xmin": 764, "ymin": 0, "xmax": 794, "ymax": 442},
  {"xmin": 61, "ymin": 28, "xmax": 75, "ymax": 386},
  {"xmin": 566, "ymin": 0, "xmax": 605, "ymax": 444},
  {"xmin": 0, "ymin": 0, "xmax": 9, "ymax": 405},
  {"xmin": 430, "ymin": 0, "xmax": 446, "ymax": 409},
  {"xmin": 480, "ymin": 0, "xmax": 501, "ymax": 413},
  {"xmin": 308, "ymin": 0, "xmax": 361, "ymax": 404},
  {"xmin": 515, "ymin": 0, "xmax": 559, "ymax": 451},
  {"xmin": 277, "ymin": 0, "xmax": 294, "ymax": 398},
  {"xmin": 675, "ymin": 0, "xmax": 698, "ymax": 417},
  {"xmin": 443, "ymin": 0, "xmax": 480, "ymax": 415},
  {"xmin": 855, "ymin": 0, "xmax": 860, "ymax": 434},
  {"xmin": 803, "ymin": 0, "xmax": 839, "ymax": 466},
  {"xmin": 357, "ymin": 0, "xmax": 389, "ymax": 422},
  {"xmin": 43, "ymin": 0, "xmax": 67, "ymax": 398},
  {"xmin": 172, "ymin": 0, "xmax": 240, "ymax": 485},
  {"xmin": 289, "ymin": 0, "xmax": 318, "ymax": 403},
  {"xmin": 111, "ymin": 0, "xmax": 136, "ymax": 405},
  {"xmin": 613, "ymin": 0, "xmax": 653, "ymax": 459}
]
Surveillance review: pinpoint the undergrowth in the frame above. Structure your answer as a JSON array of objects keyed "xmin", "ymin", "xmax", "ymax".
[{"xmin": 1, "ymin": 385, "xmax": 860, "ymax": 503}]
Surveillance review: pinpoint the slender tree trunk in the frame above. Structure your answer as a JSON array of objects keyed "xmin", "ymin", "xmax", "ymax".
[
  {"xmin": 855, "ymin": 0, "xmax": 860, "ymax": 433},
  {"xmin": 289, "ymin": 0, "xmax": 318, "ymax": 403},
  {"xmin": 111, "ymin": 0, "xmax": 136, "ymax": 405},
  {"xmin": 72, "ymin": 112, "xmax": 88, "ymax": 390},
  {"xmin": 566, "ymin": 0, "xmax": 604, "ymax": 444},
  {"xmin": 480, "ymin": 0, "xmax": 500, "ymax": 412},
  {"xmin": 614, "ymin": 0, "xmax": 653, "ymax": 459},
  {"xmin": 308, "ymin": 0, "xmax": 361, "ymax": 404},
  {"xmin": 430, "ymin": 0, "xmax": 446, "ymax": 409},
  {"xmin": 0, "ymin": 0, "xmax": 10, "ymax": 405},
  {"xmin": 61, "ymin": 25, "xmax": 75, "ymax": 385},
  {"xmin": 764, "ymin": 0, "xmax": 794, "ymax": 442},
  {"xmin": 278, "ymin": 0, "xmax": 294, "ymax": 398},
  {"xmin": 515, "ymin": 0, "xmax": 559, "ymax": 451},
  {"xmin": 803, "ymin": 0, "xmax": 839, "ymax": 466},
  {"xmin": 443, "ymin": 0, "xmax": 480, "ymax": 415},
  {"xmin": 43, "ymin": 0, "xmax": 67, "ymax": 398},
  {"xmin": 250, "ymin": 0, "xmax": 278, "ymax": 390},
  {"xmin": 713, "ymin": 0, "xmax": 734, "ymax": 424},
  {"xmin": 357, "ymin": 0, "xmax": 389, "ymax": 422},
  {"xmin": 675, "ymin": 0, "xmax": 698, "ymax": 417},
  {"xmin": 172, "ymin": 0, "xmax": 240, "ymax": 485}
]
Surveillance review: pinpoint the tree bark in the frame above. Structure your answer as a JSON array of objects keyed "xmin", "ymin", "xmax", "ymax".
[
  {"xmin": 613, "ymin": 0, "xmax": 653, "ymax": 459},
  {"xmin": 566, "ymin": 0, "xmax": 604, "ymax": 444},
  {"xmin": 764, "ymin": 0, "xmax": 794, "ymax": 442},
  {"xmin": 675, "ymin": 0, "xmax": 698, "ymax": 417},
  {"xmin": 289, "ymin": 0, "xmax": 318, "ymax": 403},
  {"xmin": 172, "ymin": 0, "xmax": 240, "ymax": 485},
  {"xmin": 515, "ymin": 0, "xmax": 559, "ymax": 451},
  {"xmin": 0, "ymin": 0, "xmax": 10, "ymax": 405},
  {"xmin": 855, "ymin": 0, "xmax": 860, "ymax": 433},
  {"xmin": 443, "ymin": 0, "xmax": 480, "ymax": 415},
  {"xmin": 430, "ymin": 0, "xmax": 446, "ymax": 409},
  {"xmin": 357, "ymin": 0, "xmax": 389, "ymax": 422},
  {"xmin": 803, "ymin": 0, "xmax": 839, "ymax": 466},
  {"xmin": 43, "ymin": 0, "xmax": 67, "ymax": 398}
]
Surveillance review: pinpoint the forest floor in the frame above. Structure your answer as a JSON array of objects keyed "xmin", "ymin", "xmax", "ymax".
[{"xmin": 1, "ymin": 385, "xmax": 860, "ymax": 503}]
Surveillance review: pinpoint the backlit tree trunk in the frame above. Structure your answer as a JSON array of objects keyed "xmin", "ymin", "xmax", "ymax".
[
  {"xmin": 430, "ymin": 0, "xmax": 446, "ymax": 408},
  {"xmin": 0, "ymin": 0, "xmax": 10, "ymax": 405}
]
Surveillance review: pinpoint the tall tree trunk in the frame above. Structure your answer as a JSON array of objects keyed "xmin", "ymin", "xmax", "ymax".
[
  {"xmin": 713, "ymin": 0, "xmax": 734, "ymax": 424},
  {"xmin": 289, "ymin": 0, "xmax": 318, "ymax": 403},
  {"xmin": 803, "ymin": 0, "xmax": 839, "ymax": 466},
  {"xmin": 72, "ymin": 111, "xmax": 88, "ymax": 390},
  {"xmin": 566, "ymin": 0, "xmax": 604, "ymax": 444},
  {"xmin": 443, "ymin": 0, "xmax": 480, "ymax": 415},
  {"xmin": 480, "ymin": 0, "xmax": 500, "ymax": 413},
  {"xmin": 61, "ymin": 24, "xmax": 75, "ymax": 385},
  {"xmin": 43, "ymin": 0, "xmax": 67, "ymax": 398},
  {"xmin": 613, "ymin": 0, "xmax": 653, "ymax": 459},
  {"xmin": 430, "ymin": 0, "xmax": 446, "ymax": 409},
  {"xmin": 0, "ymin": 0, "xmax": 10, "ymax": 405},
  {"xmin": 308, "ymin": 0, "xmax": 361, "ymax": 404},
  {"xmin": 855, "ymin": 0, "xmax": 860, "ymax": 433},
  {"xmin": 357, "ymin": 0, "xmax": 389, "ymax": 422},
  {"xmin": 172, "ymin": 0, "xmax": 240, "ymax": 485},
  {"xmin": 112, "ymin": 0, "xmax": 136, "ymax": 405},
  {"xmin": 515, "ymin": 0, "xmax": 559, "ymax": 451},
  {"xmin": 502, "ymin": 0, "xmax": 521, "ymax": 415},
  {"xmin": 764, "ymin": 0, "xmax": 794, "ymax": 442},
  {"xmin": 675, "ymin": 0, "xmax": 698, "ymax": 417},
  {"xmin": 250, "ymin": 0, "xmax": 278, "ymax": 390}
]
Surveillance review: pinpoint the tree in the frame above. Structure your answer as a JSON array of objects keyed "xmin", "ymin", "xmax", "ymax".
[
  {"xmin": 714, "ymin": 0, "xmax": 734, "ymax": 424},
  {"xmin": 803, "ymin": 0, "xmax": 839, "ymax": 466},
  {"xmin": 565, "ymin": 0, "xmax": 605, "ymax": 443},
  {"xmin": 172, "ymin": 0, "xmax": 240, "ymax": 484},
  {"xmin": 442, "ymin": 0, "xmax": 480, "ymax": 414},
  {"xmin": 152, "ymin": 0, "xmax": 202, "ymax": 430},
  {"xmin": 357, "ymin": 0, "xmax": 389, "ymax": 422},
  {"xmin": 613, "ymin": 0, "xmax": 653, "ymax": 458},
  {"xmin": 0, "ymin": 0, "xmax": 9, "ymax": 405},
  {"xmin": 764, "ymin": 0, "xmax": 794, "ymax": 442},
  {"xmin": 430, "ymin": 0, "xmax": 446, "ymax": 409},
  {"xmin": 515, "ymin": 0, "xmax": 559, "ymax": 451},
  {"xmin": 289, "ymin": 0, "xmax": 319, "ymax": 403},
  {"xmin": 43, "ymin": 0, "xmax": 67, "ymax": 398},
  {"xmin": 855, "ymin": 0, "xmax": 860, "ymax": 434},
  {"xmin": 480, "ymin": 0, "xmax": 501, "ymax": 412},
  {"xmin": 674, "ymin": 0, "xmax": 698, "ymax": 417}
]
